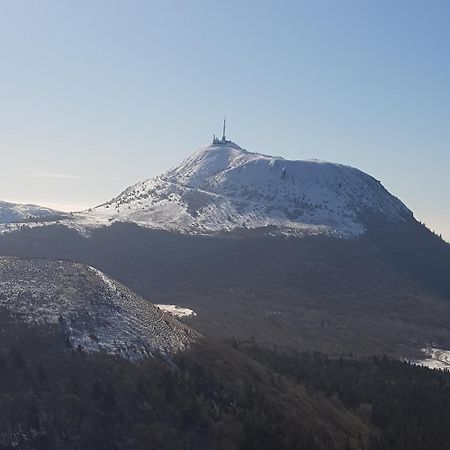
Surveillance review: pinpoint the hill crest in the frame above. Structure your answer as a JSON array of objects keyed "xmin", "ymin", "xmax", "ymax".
[{"xmin": 0, "ymin": 257, "xmax": 198, "ymax": 358}]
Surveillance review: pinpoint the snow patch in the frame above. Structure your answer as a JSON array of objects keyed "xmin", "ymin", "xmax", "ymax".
[
  {"xmin": 410, "ymin": 347, "xmax": 450, "ymax": 371},
  {"xmin": 156, "ymin": 304, "xmax": 197, "ymax": 318}
]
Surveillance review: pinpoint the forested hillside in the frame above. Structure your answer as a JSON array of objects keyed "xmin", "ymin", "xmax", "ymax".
[
  {"xmin": 1, "ymin": 309, "xmax": 450, "ymax": 449},
  {"xmin": 0, "ymin": 222, "xmax": 448, "ymax": 359},
  {"xmin": 0, "ymin": 309, "xmax": 368, "ymax": 450}
]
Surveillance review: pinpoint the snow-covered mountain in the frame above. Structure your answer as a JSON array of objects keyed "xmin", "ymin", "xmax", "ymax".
[
  {"xmin": 0, "ymin": 200, "xmax": 62, "ymax": 224},
  {"xmin": 77, "ymin": 140, "xmax": 412, "ymax": 237},
  {"xmin": 0, "ymin": 257, "xmax": 198, "ymax": 358}
]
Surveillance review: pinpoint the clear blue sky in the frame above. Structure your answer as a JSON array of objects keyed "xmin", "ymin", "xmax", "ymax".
[{"xmin": 0, "ymin": 0, "xmax": 449, "ymax": 239}]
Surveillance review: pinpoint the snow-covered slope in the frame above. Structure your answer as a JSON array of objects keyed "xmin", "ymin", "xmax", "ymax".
[
  {"xmin": 0, "ymin": 200, "xmax": 62, "ymax": 224},
  {"xmin": 78, "ymin": 141, "xmax": 412, "ymax": 237},
  {"xmin": 0, "ymin": 257, "xmax": 198, "ymax": 358}
]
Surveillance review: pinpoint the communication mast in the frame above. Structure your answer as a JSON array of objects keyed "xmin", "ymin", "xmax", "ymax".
[
  {"xmin": 222, "ymin": 116, "xmax": 226, "ymax": 141},
  {"xmin": 212, "ymin": 116, "xmax": 230, "ymax": 145}
]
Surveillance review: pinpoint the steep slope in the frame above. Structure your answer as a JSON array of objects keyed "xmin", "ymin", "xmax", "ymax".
[
  {"xmin": 0, "ymin": 257, "xmax": 197, "ymax": 358},
  {"xmin": 0, "ymin": 200, "xmax": 63, "ymax": 224},
  {"xmin": 73, "ymin": 141, "xmax": 412, "ymax": 237}
]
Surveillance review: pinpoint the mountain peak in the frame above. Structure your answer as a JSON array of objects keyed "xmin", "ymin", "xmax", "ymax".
[
  {"xmin": 71, "ymin": 140, "xmax": 411, "ymax": 238},
  {"xmin": 163, "ymin": 141, "xmax": 275, "ymax": 189}
]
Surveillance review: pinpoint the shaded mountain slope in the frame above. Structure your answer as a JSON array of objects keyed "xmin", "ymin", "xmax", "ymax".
[{"xmin": 0, "ymin": 223, "xmax": 448, "ymax": 360}]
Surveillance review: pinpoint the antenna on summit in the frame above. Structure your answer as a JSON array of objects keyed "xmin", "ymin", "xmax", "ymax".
[
  {"xmin": 213, "ymin": 116, "xmax": 230, "ymax": 145},
  {"xmin": 222, "ymin": 115, "xmax": 226, "ymax": 141}
]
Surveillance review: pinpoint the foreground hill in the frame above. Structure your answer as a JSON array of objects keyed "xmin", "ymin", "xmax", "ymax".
[
  {"xmin": 0, "ymin": 257, "xmax": 197, "ymax": 358},
  {"xmin": 0, "ymin": 305, "xmax": 450, "ymax": 449},
  {"xmin": 0, "ymin": 253, "xmax": 448, "ymax": 448},
  {"xmin": 0, "ymin": 257, "xmax": 372, "ymax": 449}
]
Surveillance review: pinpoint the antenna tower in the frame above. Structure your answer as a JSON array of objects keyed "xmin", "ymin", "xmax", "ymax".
[{"xmin": 222, "ymin": 116, "xmax": 226, "ymax": 141}]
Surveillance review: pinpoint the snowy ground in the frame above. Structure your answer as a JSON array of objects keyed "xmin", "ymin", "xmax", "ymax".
[
  {"xmin": 0, "ymin": 200, "xmax": 63, "ymax": 224},
  {"xmin": 155, "ymin": 304, "xmax": 197, "ymax": 318},
  {"xmin": 410, "ymin": 347, "xmax": 450, "ymax": 371}
]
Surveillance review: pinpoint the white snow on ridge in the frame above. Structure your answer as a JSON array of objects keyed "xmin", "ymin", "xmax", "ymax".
[{"xmin": 0, "ymin": 200, "xmax": 62, "ymax": 224}]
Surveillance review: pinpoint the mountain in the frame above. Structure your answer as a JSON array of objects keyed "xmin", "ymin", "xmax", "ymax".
[
  {"xmin": 0, "ymin": 139, "xmax": 448, "ymax": 363},
  {"xmin": 0, "ymin": 200, "xmax": 64, "ymax": 224},
  {"xmin": 0, "ymin": 141, "xmax": 449, "ymax": 448},
  {"xmin": 66, "ymin": 140, "xmax": 412, "ymax": 237},
  {"xmin": 0, "ymin": 256, "xmax": 197, "ymax": 358}
]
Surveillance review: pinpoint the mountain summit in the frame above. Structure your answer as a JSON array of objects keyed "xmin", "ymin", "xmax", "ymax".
[{"xmin": 79, "ymin": 139, "xmax": 411, "ymax": 237}]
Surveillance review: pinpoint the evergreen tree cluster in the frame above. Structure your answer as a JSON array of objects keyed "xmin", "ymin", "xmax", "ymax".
[
  {"xmin": 241, "ymin": 344, "xmax": 450, "ymax": 450},
  {"xmin": 0, "ymin": 314, "xmax": 361, "ymax": 450}
]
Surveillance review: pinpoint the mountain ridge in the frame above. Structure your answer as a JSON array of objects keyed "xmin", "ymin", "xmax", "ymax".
[{"xmin": 0, "ymin": 200, "xmax": 63, "ymax": 224}]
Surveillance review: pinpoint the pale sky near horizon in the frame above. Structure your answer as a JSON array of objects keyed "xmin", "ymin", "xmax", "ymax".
[{"xmin": 0, "ymin": 1, "xmax": 449, "ymax": 240}]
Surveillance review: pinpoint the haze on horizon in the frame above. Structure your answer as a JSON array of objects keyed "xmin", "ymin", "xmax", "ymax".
[{"xmin": 0, "ymin": 1, "xmax": 449, "ymax": 240}]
